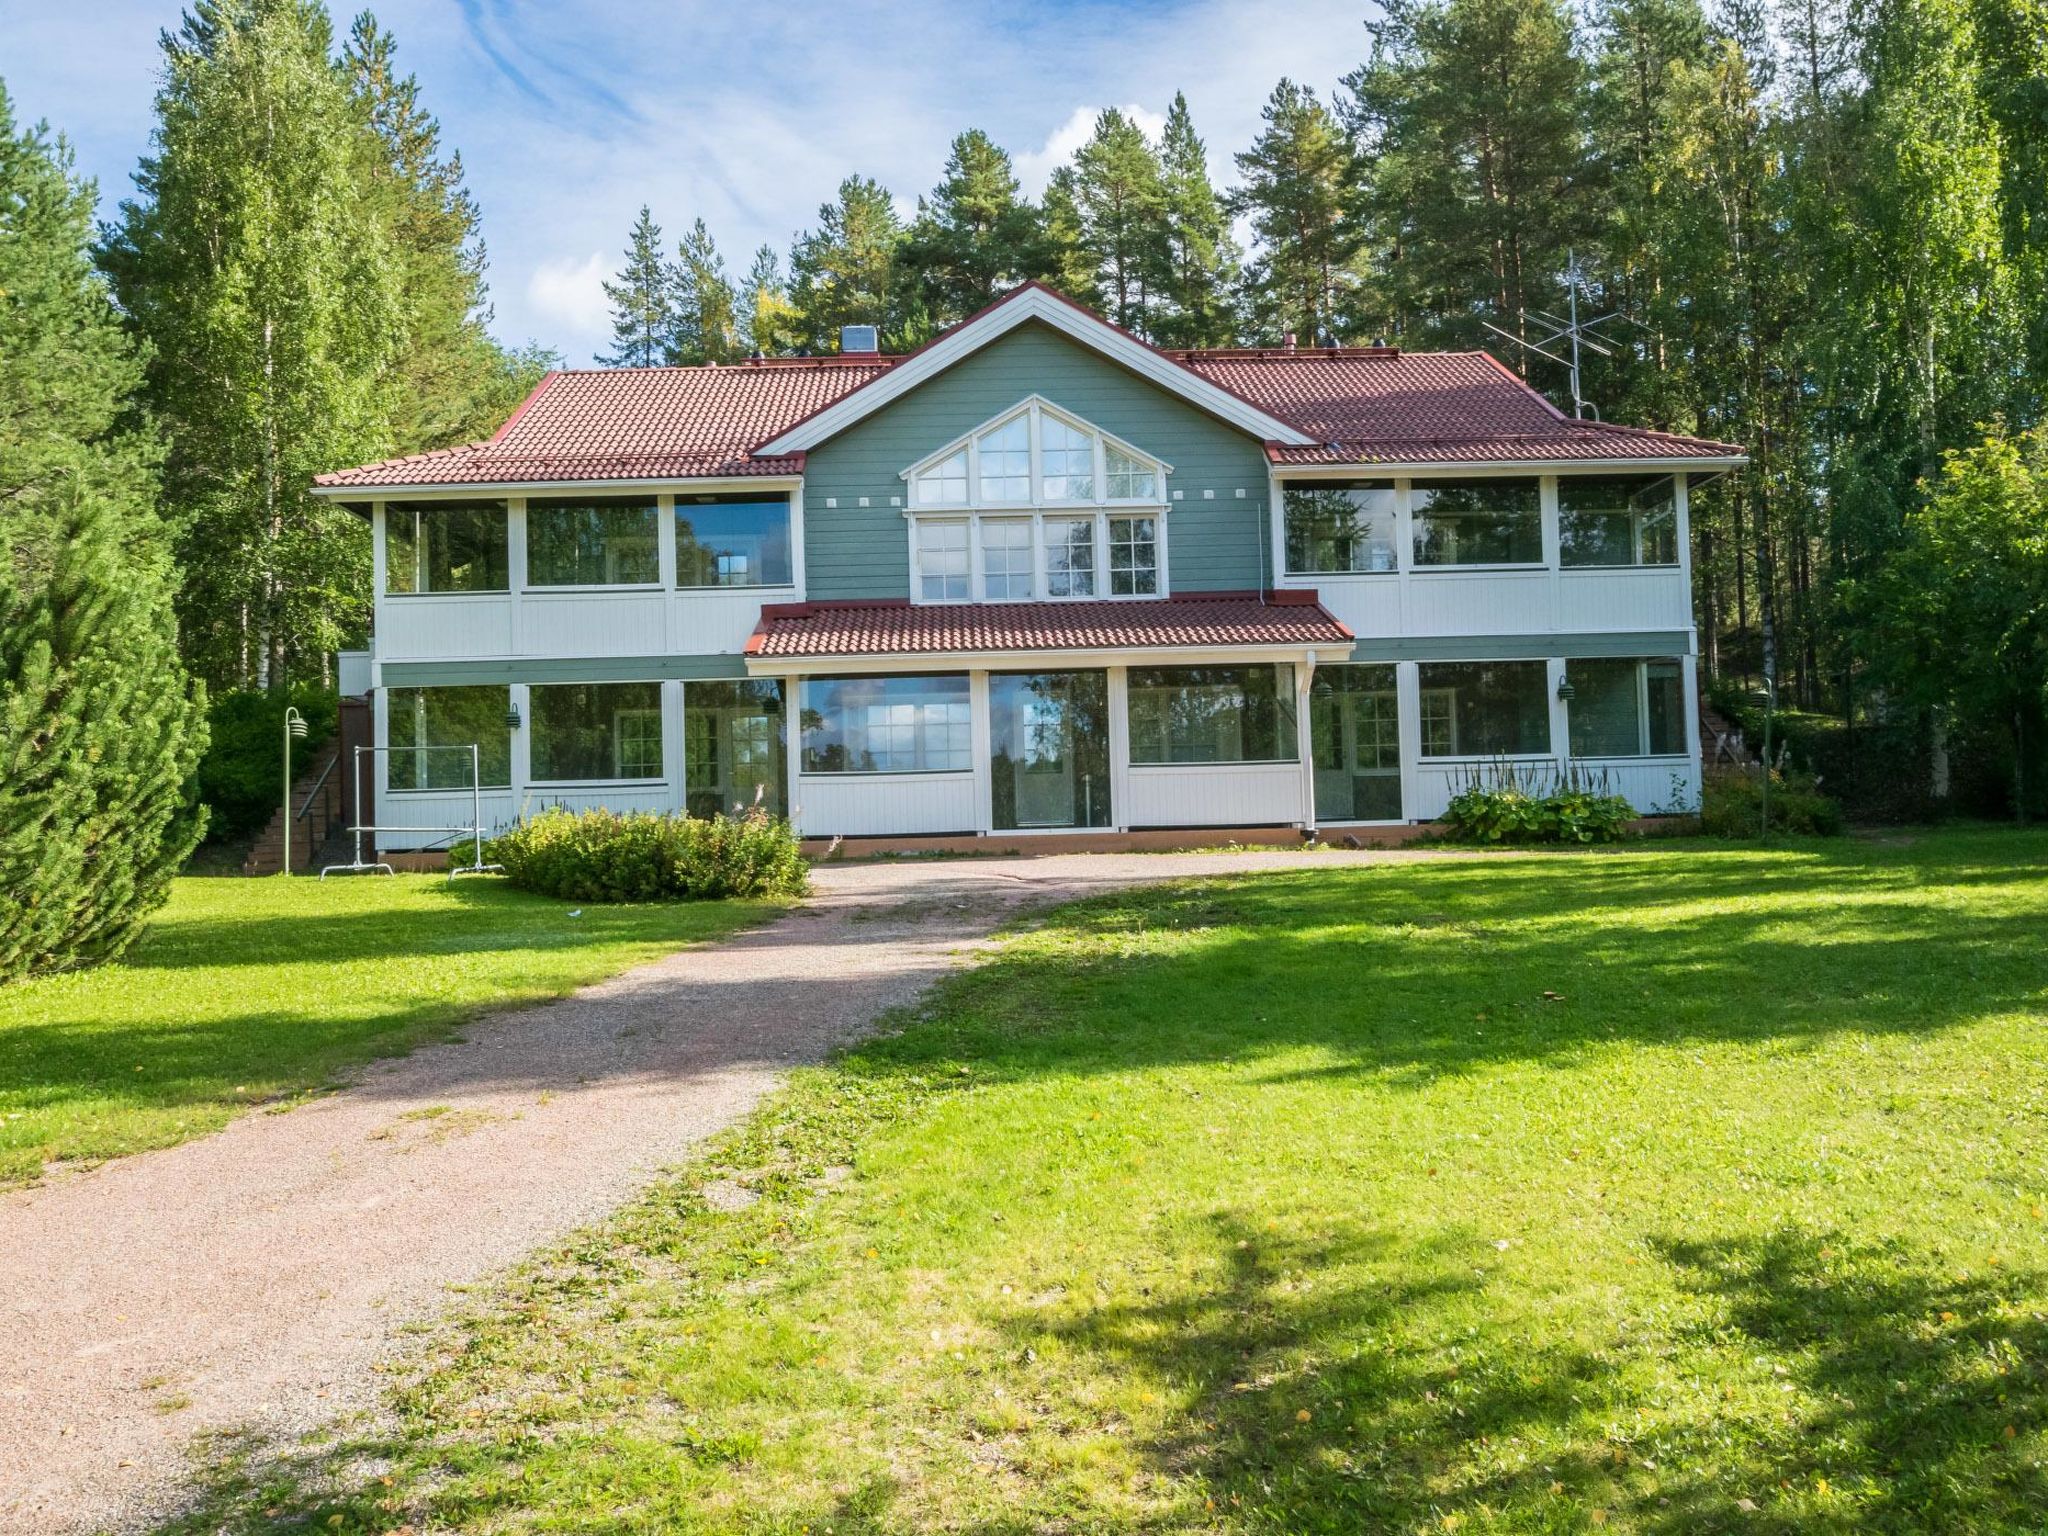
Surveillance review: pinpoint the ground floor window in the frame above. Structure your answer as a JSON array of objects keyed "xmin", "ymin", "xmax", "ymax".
[
  {"xmin": 1127, "ymin": 664, "xmax": 1297, "ymax": 765},
  {"xmin": 989, "ymin": 671, "xmax": 1111, "ymax": 829},
  {"xmin": 684, "ymin": 680, "xmax": 786, "ymax": 817},
  {"xmin": 801, "ymin": 674, "xmax": 972, "ymax": 773},
  {"xmin": 530, "ymin": 681, "xmax": 664, "ymax": 782},
  {"xmin": 1415, "ymin": 661, "xmax": 1550, "ymax": 757},
  {"xmin": 1310, "ymin": 664, "xmax": 1401, "ymax": 820},
  {"xmin": 387, "ymin": 685, "xmax": 511, "ymax": 790},
  {"xmin": 1567, "ymin": 657, "xmax": 1686, "ymax": 757}
]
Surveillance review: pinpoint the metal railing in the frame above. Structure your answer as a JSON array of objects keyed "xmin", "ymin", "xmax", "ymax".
[{"xmin": 321, "ymin": 744, "xmax": 502, "ymax": 881}]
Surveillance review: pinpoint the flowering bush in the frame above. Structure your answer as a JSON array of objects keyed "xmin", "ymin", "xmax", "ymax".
[{"xmin": 487, "ymin": 806, "xmax": 809, "ymax": 902}]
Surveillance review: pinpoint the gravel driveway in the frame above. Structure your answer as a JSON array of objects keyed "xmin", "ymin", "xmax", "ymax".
[{"xmin": 0, "ymin": 848, "xmax": 1449, "ymax": 1534}]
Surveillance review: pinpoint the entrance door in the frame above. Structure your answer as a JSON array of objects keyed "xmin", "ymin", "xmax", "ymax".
[
  {"xmin": 989, "ymin": 671, "xmax": 1111, "ymax": 830},
  {"xmin": 1310, "ymin": 664, "xmax": 1403, "ymax": 822}
]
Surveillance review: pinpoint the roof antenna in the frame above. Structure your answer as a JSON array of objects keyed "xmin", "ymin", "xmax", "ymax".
[{"xmin": 1480, "ymin": 250, "xmax": 1652, "ymax": 421}]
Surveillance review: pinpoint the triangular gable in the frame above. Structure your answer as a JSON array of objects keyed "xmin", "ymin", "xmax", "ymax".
[{"xmin": 752, "ymin": 283, "xmax": 1317, "ymax": 456}]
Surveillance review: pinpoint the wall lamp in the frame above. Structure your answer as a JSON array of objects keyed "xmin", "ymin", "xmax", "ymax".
[
  {"xmin": 505, "ymin": 705, "xmax": 522, "ymax": 730},
  {"xmin": 1555, "ymin": 678, "xmax": 1576, "ymax": 703}
]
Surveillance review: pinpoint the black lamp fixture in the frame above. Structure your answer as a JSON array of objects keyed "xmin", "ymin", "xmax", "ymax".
[
  {"xmin": 1556, "ymin": 677, "xmax": 1576, "ymax": 703},
  {"xmin": 505, "ymin": 704, "xmax": 522, "ymax": 730}
]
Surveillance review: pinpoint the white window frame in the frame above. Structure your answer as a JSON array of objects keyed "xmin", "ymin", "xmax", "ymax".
[
  {"xmin": 1565, "ymin": 657, "xmax": 1689, "ymax": 758},
  {"xmin": 900, "ymin": 397, "xmax": 1172, "ymax": 605}
]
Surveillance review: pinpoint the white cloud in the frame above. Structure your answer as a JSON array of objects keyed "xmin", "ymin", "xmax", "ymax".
[
  {"xmin": 524, "ymin": 253, "xmax": 611, "ymax": 354},
  {"xmin": 1014, "ymin": 104, "xmax": 1173, "ymax": 196}
]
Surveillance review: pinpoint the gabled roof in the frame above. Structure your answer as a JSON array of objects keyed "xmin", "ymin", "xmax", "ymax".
[
  {"xmin": 745, "ymin": 590, "xmax": 1352, "ymax": 662},
  {"xmin": 314, "ymin": 286, "xmax": 1744, "ymax": 492},
  {"xmin": 313, "ymin": 358, "xmax": 892, "ymax": 490},
  {"xmin": 1175, "ymin": 349, "xmax": 1744, "ymax": 468}
]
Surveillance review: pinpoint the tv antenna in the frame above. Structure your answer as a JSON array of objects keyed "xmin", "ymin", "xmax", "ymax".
[{"xmin": 1482, "ymin": 250, "xmax": 1649, "ymax": 420}]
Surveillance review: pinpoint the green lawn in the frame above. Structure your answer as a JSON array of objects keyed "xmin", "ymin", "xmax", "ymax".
[
  {"xmin": 170, "ymin": 830, "xmax": 2048, "ymax": 1534},
  {"xmin": 0, "ymin": 875, "xmax": 778, "ymax": 1186}
]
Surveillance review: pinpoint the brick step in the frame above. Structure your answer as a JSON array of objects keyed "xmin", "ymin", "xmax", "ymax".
[{"xmin": 242, "ymin": 739, "xmax": 346, "ymax": 876}]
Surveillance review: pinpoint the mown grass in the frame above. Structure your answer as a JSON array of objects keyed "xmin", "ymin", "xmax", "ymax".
[
  {"xmin": 0, "ymin": 875, "xmax": 777, "ymax": 1186},
  {"xmin": 166, "ymin": 829, "xmax": 2048, "ymax": 1534}
]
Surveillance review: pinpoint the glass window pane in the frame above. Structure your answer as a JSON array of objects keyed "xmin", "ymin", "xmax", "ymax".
[
  {"xmin": 978, "ymin": 416, "xmax": 1031, "ymax": 502},
  {"xmin": 801, "ymin": 674, "xmax": 972, "ymax": 773},
  {"xmin": 916, "ymin": 449, "xmax": 968, "ymax": 506},
  {"xmin": 1559, "ymin": 476, "xmax": 1677, "ymax": 567},
  {"xmin": 1105, "ymin": 445, "xmax": 1157, "ymax": 500},
  {"xmin": 526, "ymin": 497, "xmax": 658, "ymax": 586},
  {"xmin": 1040, "ymin": 416, "xmax": 1095, "ymax": 501},
  {"xmin": 1566, "ymin": 657, "xmax": 1643, "ymax": 757},
  {"xmin": 1127, "ymin": 664, "xmax": 1298, "ymax": 764},
  {"xmin": 1645, "ymin": 659, "xmax": 1685, "ymax": 753},
  {"xmin": 981, "ymin": 518, "xmax": 1034, "ymax": 600},
  {"xmin": 530, "ymin": 681, "xmax": 664, "ymax": 782},
  {"xmin": 1414, "ymin": 661, "xmax": 1550, "ymax": 756},
  {"xmin": 1108, "ymin": 515, "xmax": 1158, "ymax": 596},
  {"xmin": 917, "ymin": 519, "xmax": 970, "ymax": 601},
  {"xmin": 675, "ymin": 495, "xmax": 792, "ymax": 587},
  {"xmin": 684, "ymin": 679, "xmax": 785, "ymax": 817},
  {"xmin": 387, "ymin": 686, "xmax": 511, "ymax": 790},
  {"xmin": 1309, "ymin": 664, "xmax": 1401, "ymax": 821},
  {"xmin": 1284, "ymin": 483, "xmax": 1397, "ymax": 573},
  {"xmin": 385, "ymin": 501, "xmax": 508, "ymax": 593},
  {"xmin": 1045, "ymin": 516, "xmax": 1096, "ymax": 598},
  {"xmin": 1412, "ymin": 481, "xmax": 1542, "ymax": 567},
  {"xmin": 989, "ymin": 671, "xmax": 1112, "ymax": 829}
]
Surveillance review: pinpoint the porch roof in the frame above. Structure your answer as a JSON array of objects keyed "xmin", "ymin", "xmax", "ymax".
[{"xmin": 744, "ymin": 591, "xmax": 1353, "ymax": 662}]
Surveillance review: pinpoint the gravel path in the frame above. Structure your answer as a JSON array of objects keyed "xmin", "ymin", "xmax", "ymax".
[{"xmin": 0, "ymin": 848, "xmax": 1452, "ymax": 1534}]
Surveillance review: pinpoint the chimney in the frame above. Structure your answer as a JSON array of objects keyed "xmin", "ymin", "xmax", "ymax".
[
  {"xmin": 839, "ymin": 324, "xmax": 880, "ymax": 356},
  {"xmin": 1283, "ymin": 332, "xmax": 1297, "ymax": 352}
]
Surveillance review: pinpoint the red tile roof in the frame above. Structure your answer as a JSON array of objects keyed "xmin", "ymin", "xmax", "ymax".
[
  {"xmin": 314, "ymin": 359, "xmax": 893, "ymax": 488},
  {"xmin": 1172, "ymin": 348, "xmax": 1742, "ymax": 465},
  {"xmin": 746, "ymin": 591, "xmax": 1353, "ymax": 660},
  {"xmin": 316, "ymin": 292, "xmax": 1742, "ymax": 489}
]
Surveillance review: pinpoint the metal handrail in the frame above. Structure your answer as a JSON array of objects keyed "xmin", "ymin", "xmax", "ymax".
[{"xmin": 295, "ymin": 751, "xmax": 338, "ymax": 821}]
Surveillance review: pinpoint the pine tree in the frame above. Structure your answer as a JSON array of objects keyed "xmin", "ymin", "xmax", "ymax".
[
  {"xmin": 1232, "ymin": 80, "xmax": 1361, "ymax": 343},
  {"xmin": 1344, "ymin": 0, "xmax": 1596, "ymax": 350},
  {"xmin": 343, "ymin": 11, "xmax": 530, "ymax": 448},
  {"xmin": 1153, "ymin": 93, "xmax": 1240, "ymax": 347},
  {"xmin": 599, "ymin": 205, "xmax": 675, "ymax": 366},
  {"xmin": 789, "ymin": 175, "xmax": 906, "ymax": 351},
  {"xmin": 1038, "ymin": 166, "xmax": 1102, "ymax": 308},
  {"xmin": 902, "ymin": 129, "xmax": 1042, "ymax": 327},
  {"xmin": 1070, "ymin": 109, "xmax": 1169, "ymax": 336},
  {"xmin": 741, "ymin": 244, "xmax": 799, "ymax": 356},
  {"xmin": 101, "ymin": 0, "xmax": 406, "ymax": 691},
  {"xmin": 0, "ymin": 82, "xmax": 207, "ymax": 980},
  {"xmin": 671, "ymin": 218, "xmax": 741, "ymax": 364}
]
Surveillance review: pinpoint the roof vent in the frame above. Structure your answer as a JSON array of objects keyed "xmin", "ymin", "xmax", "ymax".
[{"xmin": 839, "ymin": 324, "xmax": 879, "ymax": 355}]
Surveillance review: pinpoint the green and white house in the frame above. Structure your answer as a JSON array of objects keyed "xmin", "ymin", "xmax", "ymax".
[{"xmin": 315, "ymin": 284, "xmax": 1745, "ymax": 848}]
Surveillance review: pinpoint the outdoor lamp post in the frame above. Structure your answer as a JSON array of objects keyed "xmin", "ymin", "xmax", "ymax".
[
  {"xmin": 1749, "ymin": 681, "xmax": 1775, "ymax": 839},
  {"xmin": 282, "ymin": 705, "xmax": 308, "ymax": 875}
]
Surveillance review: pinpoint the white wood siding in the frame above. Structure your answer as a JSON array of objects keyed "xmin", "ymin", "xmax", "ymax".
[
  {"xmin": 794, "ymin": 772, "xmax": 981, "ymax": 837},
  {"xmin": 1124, "ymin": 762, "xmax": 1304, "ymax": 828}
]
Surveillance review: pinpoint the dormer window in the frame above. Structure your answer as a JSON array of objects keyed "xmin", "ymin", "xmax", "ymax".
[{"xmin": 901, "ymin": 398, "xmax": 1171, "ymax": 603}]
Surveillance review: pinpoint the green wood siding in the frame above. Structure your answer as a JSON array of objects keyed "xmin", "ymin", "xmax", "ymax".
[
  {"xmin": 801, "ymin": 320, "xmax": 1273, "ymax": 599},
  {"xmin": 382, "ymin": 654, "xmax": 748, "ymax": 687}
]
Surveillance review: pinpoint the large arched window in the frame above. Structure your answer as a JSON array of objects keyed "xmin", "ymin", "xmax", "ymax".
[{"xmin": 901, "ymin": 398, "xmax": 1170, "ymax": 603}]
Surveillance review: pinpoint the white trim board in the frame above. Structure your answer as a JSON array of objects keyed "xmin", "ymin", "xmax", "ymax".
[{"xmin": 756, "ymin": 287, "xmax": 1317, "ymax": 454}]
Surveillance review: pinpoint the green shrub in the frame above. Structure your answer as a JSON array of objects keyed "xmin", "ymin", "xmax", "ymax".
[
  {"xmin": 487, "ymin": 806, "xmax": 810, "ymax": 903},
  {"xmin": 195, "ymin": 685, "xmax": 338, "ymax": 840},
  {"xmin": 1439, "ymin": 781, "xmax": 1637, "ymax": 845},
  {"xmin": 1699, "ymin": 767, "xmax": 1844, "ymax": 837}
]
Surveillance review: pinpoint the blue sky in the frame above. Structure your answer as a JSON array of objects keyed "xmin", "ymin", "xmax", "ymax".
[{"xmin": 6, "ymin": 0, "xmax": 1369, "ymax": 363}]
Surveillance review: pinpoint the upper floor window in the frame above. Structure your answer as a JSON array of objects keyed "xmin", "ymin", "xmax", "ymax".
[
  {"xmin": 676, "ymin": 493, "xmax": 793, "ymax": 588},
  {"xmin": 1284, "ymin": 482, "xmax": 1397, "ymax": 574},
  {"xmin": 906, "ymin": 398, "xmax": 1167, "ymax": 513},
  {"xmin": 385, "ymin": 500, "xmax": 508, "ymax": 594},
  {"xmin": 903, "ymin": 399, "xmax": 1169, "ymax": 603},
  {"xmin": 527, "ymin": 497, "xmax": 659, "ymax": 587},
  {"xmin": 1559, "ymin": 476, "xmax": 1678, "ymax": 567},
  {"xmin": 1412, "ymin": 480, "xmax": 1543, "ymax": 568}
]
